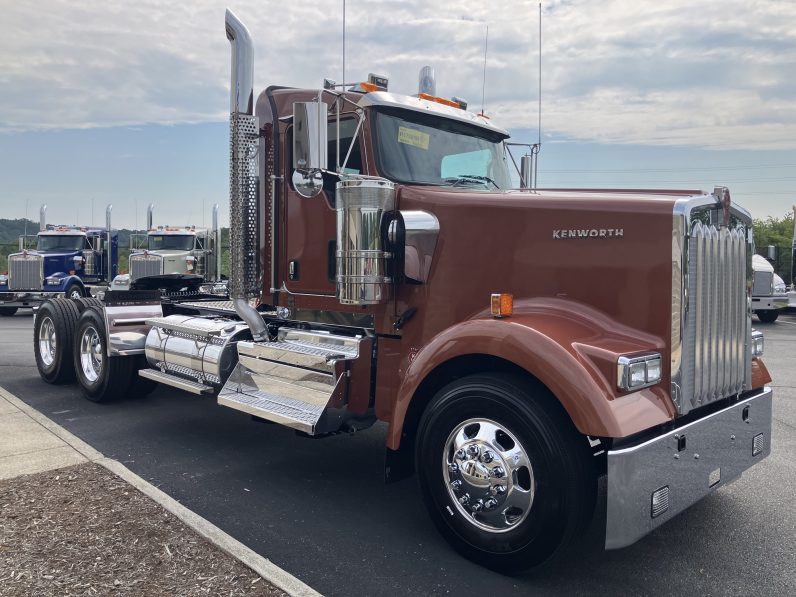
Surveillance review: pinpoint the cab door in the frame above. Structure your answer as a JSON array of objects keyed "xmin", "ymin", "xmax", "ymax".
[{"xmin": 282, "ymin": 118, "xmax": 365, "ymax": 297}]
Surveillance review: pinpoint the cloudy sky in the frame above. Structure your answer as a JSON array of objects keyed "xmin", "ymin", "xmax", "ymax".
[{"xmin": 1, "ymin": 0, "xmax": 794, "ymax": 228}]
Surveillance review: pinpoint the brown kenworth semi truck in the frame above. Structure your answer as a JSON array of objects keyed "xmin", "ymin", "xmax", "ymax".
[{"xmin": 32, "ymin": 9, "xmax": 773, "ymax": 572}]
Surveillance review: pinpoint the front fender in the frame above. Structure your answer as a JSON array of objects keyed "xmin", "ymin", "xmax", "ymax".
[
  {"xmin": 44, "ymin": 274, "xmax": 82, "ymax": 292},
  {"xmin": 387, "ymin": 299, "xmax": 676, "ymax": 449}
]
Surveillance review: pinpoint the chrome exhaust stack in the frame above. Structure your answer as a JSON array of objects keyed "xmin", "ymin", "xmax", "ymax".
[
  {"xmin": 146, "ymin": 203, "xmax": 154, "ymax": 230},
  {"xmin": 106, "ymin": 204, "xmax": 113, "ymax": 272},
  {"xmin": 40, "ymin": 204, "xmax": 47, "ymax": 232},
  {"xmin": 226, "ymin": 9, "xmax": 266, "ymax": 340},
  {"xmin": 212, "ymin": 203, "xmax": 221, "ymax": 281}
]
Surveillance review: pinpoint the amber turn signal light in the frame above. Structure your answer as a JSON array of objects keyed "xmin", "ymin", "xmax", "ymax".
[{"xmin": 491, "ymin": 293, "xmax": 513, "ymax": 318}]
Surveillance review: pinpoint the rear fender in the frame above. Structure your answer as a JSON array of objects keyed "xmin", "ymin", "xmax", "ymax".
[{"xmin": 387, "ymin": 298, "xmax": 675, "ymax": 450}]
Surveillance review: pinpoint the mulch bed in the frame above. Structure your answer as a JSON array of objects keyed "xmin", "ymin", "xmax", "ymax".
[{"xmin": 0, "ymin": 463, "xmax": 285, "ymax": 596}]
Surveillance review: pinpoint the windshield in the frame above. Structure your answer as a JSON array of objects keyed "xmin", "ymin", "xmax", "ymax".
[
  {"xmin": 148, "ymin": 235, "xmax": 194, "ymax": 251},
  {"xmin": 373, "ymin": 109, "xmax": 511, "ymax": 190},
  {"xmin": 37, "ymin": 235, "xmax": 84, "ymax": 252}
]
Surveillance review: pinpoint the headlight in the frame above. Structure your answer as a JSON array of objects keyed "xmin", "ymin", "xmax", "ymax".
[
  {"xmin": 617, "ymin": 353, "xmax": 662, "ymax": 391},
  {"xmin": 751, "ymin": 330, "xmax": 764, "ymax": 357},
  {"xmin": 46, "ymin": 277, "xmax": 62, "ymax": 286},
  {"xmin": 0, "ymin": 274, "xmax": 7, "ymax": 284},
  {"xmin": 775, "ymin": 284, "xmax": 787, "ymax": 294}
]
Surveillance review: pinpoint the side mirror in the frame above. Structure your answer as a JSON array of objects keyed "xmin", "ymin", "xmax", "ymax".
[{"xmin": 292, "ymin": 101, "xmax": 328, "ymax": 198}]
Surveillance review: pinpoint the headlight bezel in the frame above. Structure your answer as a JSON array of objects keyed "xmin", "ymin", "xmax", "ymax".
[
  {"xmin": 617, "ymin": 352, "xmax": 663, "ymax": 392},
  {"xmin": 751, "ymin": 330, "xmax": 764, "ymax": 357}
]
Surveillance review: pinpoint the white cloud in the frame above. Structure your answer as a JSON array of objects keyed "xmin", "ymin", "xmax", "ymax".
[{"xmin": 1, "ymin": 0, "xmax": 795, "ymax": 149}]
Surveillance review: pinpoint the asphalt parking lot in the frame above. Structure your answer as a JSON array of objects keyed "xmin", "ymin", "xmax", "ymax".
[{"xmin": 1, "ymin": 310, "xmax": 794, "ymax": 596}]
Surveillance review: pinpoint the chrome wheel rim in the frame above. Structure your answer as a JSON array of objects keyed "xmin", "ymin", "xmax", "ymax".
[
  {"xmin": 79, "ymin": 325, "xmax": 103, "ymax": 383},
  {"xmin": 443, "ymin": 418, "xmax": 535, "ymax": 533},
  {"xmin": 38, "ymin": 316, "xmax": 56, "ymax": 367},
  {"xmin": 68, "ymin": 288, "xmax": 82, "ymax": 299}
]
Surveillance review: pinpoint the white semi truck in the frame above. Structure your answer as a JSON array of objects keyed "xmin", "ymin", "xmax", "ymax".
[
  {"xmin": 128, "ymin": 203, "xmax": 223, "ymax": 284},
  {"xmin": 751, "ymin": 254, "xmax": 788, "ymax": 322}
]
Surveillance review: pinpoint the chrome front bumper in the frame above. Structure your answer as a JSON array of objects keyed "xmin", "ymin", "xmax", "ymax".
[
  {"xmin": 752, "ymin": 295, "xmax": 789, "ymax": 310},
  {"xmin": 605, "ymin": 387, "xmax": 772, "ymax": 549},
  {"xmin": 0, "ymin": 291, "xmax": 61, "ymax": 307}
]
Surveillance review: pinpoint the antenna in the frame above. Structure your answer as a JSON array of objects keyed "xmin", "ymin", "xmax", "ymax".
[
  {"xmin": 534, "ymin": 2, "xmax": 542, "ymax": 188},
  {"xmin": 342, "ymin": 0, "xmax": 346, "ymax": 89},
  {"xmin": 480, "ymin": 24, "xmax": 489, "ymax": 116},
  {"xmin": 538, "ymin": 2, "xmax": 542, "ymax": 148}
]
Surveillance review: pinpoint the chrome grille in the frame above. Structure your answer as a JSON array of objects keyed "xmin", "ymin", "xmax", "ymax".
[
  {"xmin": 752, "ymin": 271, "xmax": 773, "ymax": 296},
  {"xmin": 8, "ymin": 254, "xmax": 43, "ymax": 290},
  {"xmin": 672, "ymin": 191, "xmax": 752, "ymax": 416},
  {"xmin": 129, "ymin": 254, "xmax": 163, "ymax": 280}
]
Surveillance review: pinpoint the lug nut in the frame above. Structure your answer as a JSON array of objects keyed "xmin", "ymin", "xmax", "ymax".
[
  {"xmin": 492, "ymin": 485, "xmax": 507, "ymax": 495},
  {"xmin": 484, "ymin": 498, "xmax": 498, "ymax": 510},
  {"xmin": 492, "ymin": 466, "xmax": 505, "ymax": 478},
  {"xmin": 481, "ymin": 450, "xmax": 495, "ymax": 463},
  {"xmin": 448, "ymin": 463, "xmax": 459, "ymax": 474},
  {"xmin": 459, "ymin": 494, "xmax": 470, "ymax": 506},
  {"xmin": 470, "ymin": 499, "xmax": 484, "ymax": 512},
  {"xmin": 455, "ymin": 449, "xmax": 467, "ymax": 460},
  {"xmin": 466, "ymin": 444, "xmax": 480, "ymax": 458},
  {"xmin": 450, "ymin": 480, "xmax": 462, "ymax": 491}
]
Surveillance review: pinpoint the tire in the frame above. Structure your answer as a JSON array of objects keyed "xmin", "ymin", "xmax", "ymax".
[
  {"xmin": 416, "ymin": 373, "xmax": 595, "ymax": 574},
  {"xmin": 0, "ymin": 306, "xmax": 18, "ymax": 317},
  {"xmin": 64, "ymin": 282, "xmax": 84, "ymax": 300},
  {"xmin": 33, "ymin": 299, "xmax": 80, "ymax": 384},
  {"xmin": 756, "ymin": 310, "xmax": 779, "ymax": 323},
  {"xmin": 74, "ymin": 297, "xmax": 102, "ymax": 313},
  {"xmin": 73, "ymin": 307, "xmax": 134, "ymax": 402}
]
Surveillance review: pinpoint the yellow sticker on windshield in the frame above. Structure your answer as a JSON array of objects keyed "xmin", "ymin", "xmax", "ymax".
[{"xmin": 398, "ymin": 126, "xmax": 430, "ymax": 150}]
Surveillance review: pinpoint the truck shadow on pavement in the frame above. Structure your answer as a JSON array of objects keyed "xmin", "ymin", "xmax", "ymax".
[{"xmin": 3, "ymin": 369, "xmax": 787, "ymax": 597}]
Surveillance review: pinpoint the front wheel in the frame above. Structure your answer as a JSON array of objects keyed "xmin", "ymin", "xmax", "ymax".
[
  {"xmin": 64, "ymin": 282, "xmax": 84, "ymax": 300},
  {"xmin": 73, "ymin": 307, "xmax": 134, "ymax": 402},
  {"xmin": 416, "ymin": 374, "xmax": 595, "ymax": 573},
  {"xmin": 756, "ymin": 309, "xmax": 779, "ymax": 323},
  {"xmin": 0, "ymin": 306, "xmax": 18, "ymax": 317}
]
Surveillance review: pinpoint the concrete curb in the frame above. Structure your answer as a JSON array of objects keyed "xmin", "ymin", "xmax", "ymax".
[{"xmin": 0, "ymin": 386, "xmax": 322, "ymax": 597}]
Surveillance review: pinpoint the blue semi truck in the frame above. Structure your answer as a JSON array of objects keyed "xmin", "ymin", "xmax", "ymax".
[{"xmin": 0, "ymin": 205, "xmax": 118, "ymax": 316}]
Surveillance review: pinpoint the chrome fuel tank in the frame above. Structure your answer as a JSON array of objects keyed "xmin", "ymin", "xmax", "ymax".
[{"xmin": 145, "ymin": 315, "xmax": 250, "ymax": 387}]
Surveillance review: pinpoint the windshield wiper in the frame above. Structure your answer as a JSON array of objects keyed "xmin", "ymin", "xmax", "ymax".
[{"xmin": 442, "ymin": 175, "xmax": 500, "ymax": 189}]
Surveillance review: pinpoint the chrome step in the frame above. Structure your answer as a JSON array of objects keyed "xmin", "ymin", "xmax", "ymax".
[
  {"xmin": 138, "ymin": 369, "xmax": 214, "ymax": 395},
  {"xmin": 219, "ymin": 327, "xmax": 365, "ymax": 435}
]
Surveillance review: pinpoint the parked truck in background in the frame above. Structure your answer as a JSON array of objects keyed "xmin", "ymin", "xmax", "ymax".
[
  {"xmin": 30, "ymin": 10, "xmax": 774, "ymax": 572},
  {"xmin": 0, "ymin": 205, "xmax": 117, "ymax": 316},
  {"xmin": 751, "ymin": 254, "xmax": 788, "ymax": 322},
  {"xmin": 127, "ymin": 203, "xmax": 222, "ymax": 285}
]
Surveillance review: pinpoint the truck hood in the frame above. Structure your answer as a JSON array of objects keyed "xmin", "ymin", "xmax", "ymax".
[
  {"xmin": 752, "ymin": 253, "xmax": 774, "ymax": 273},
  {"xmin": 10, "ymin": 250, "xmax": 81, "ymax": 275},
  {"xmin": 396, "ymin": 185, "xmax": 690, "ymax": 355}
]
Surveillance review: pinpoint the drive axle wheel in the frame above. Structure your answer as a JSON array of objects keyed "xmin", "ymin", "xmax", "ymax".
[
  {"xmin": 416, "ymin": 373, "xmax": 595, "ymax": 574},
  {"xmin": 73, "ymin": 307, "xmax": 133, "ymax": 402},
  {"xmin": 34, "ymin": 299, "xmax": 80, "ymax": 384}
]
